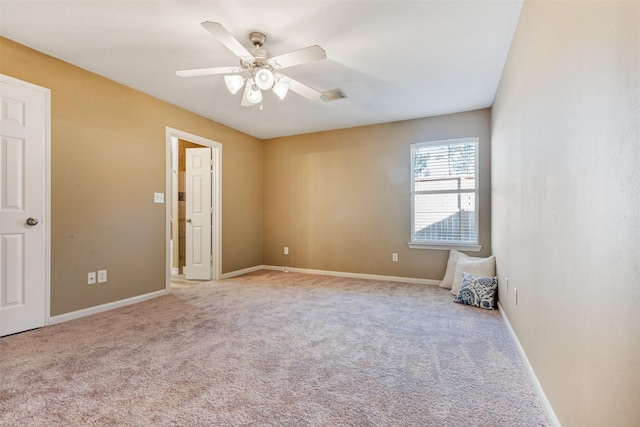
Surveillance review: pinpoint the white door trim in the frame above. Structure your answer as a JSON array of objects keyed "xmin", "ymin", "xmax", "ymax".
[
  {"xmin": 0, "ymin": 73, "xmax": 51, "ymax": 328},
  {"xmin": 164, "ymin": 127, "xmax": 222, "ymax": 290}
]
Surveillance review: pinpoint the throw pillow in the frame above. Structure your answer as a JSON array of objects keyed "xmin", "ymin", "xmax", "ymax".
[
  {"xmin": 439, "ymin": 250, "xmax": 479, "ymax": 289},
  {"xmin": 454, "ymin": 272, "xmax": 498, "ymax": 310},
  {"xmin": 450, "ymin": 255, "xmax": 496, "ymax": 296}
]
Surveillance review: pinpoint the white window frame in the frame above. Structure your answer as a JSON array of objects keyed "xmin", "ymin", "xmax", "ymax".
[{"xmin": 408, "ymin": 137, "xmax": 481, "ymax": 251}]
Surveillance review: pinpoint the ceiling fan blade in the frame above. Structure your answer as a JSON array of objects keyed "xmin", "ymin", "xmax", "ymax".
[
  {"xmin": 176, "ymin": 66, "xmax": 242, "ymax": 78},
  {"xmin": 287, "ymin": 78, "xmax": 322, "ymax": 100},
  {"xmin": 269, "ymin": 45, "xmax": 326, "ymax": 69},
  {"xmin": 201, "ymin": 21, "xmax": 254, "ymax": 60}
]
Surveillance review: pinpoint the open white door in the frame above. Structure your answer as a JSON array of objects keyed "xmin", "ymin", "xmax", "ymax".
[
  {"xmin": 184, "ymin": 147, "xmax": 212, "ymax": 280},
  {"xmin": 0, "ymin": 75, "xmax": 49, "ymax": 337}
]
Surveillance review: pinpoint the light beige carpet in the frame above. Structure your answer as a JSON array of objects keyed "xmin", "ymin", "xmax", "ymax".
[
  {"xmin": 0, "ymin": 270, "xmax": 549, "ymax": 426},
  {"xmin": 170, "ymin": 274, "xmax": 205, "ymax": 289}
]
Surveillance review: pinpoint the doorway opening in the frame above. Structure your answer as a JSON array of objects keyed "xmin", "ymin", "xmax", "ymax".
[{"xmin": 165, "ymin": 128, "xmax": 222, "ymax": 291}]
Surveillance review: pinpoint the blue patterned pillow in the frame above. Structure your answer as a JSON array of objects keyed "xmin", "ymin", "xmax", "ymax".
[{"xmin": 454, "ymin": 272, "xmax": 497, "ymax": 310}]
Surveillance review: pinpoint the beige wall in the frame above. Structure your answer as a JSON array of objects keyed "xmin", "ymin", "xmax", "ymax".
[
  {"xmin": 0, "ymin": 37, "xmax": 263, "ymax": 316},
  {"xmin": 262, "ymin": 109, "xmax": 492, "ymax": 280},
  {"xmin": 491, "ymin": 2, "xmax": 640, "ymax": 426}
]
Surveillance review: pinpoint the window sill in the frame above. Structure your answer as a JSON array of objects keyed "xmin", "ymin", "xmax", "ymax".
[{"xmin": 408, "ymin": 242, "xmax": 482, "ymax": 252}]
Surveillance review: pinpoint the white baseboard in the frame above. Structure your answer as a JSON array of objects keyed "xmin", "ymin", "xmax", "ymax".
[
  {"xmin": 220, "ymin": 265, "xmax": 265, "ymax": 279},
  {"xmin": 221, "ymin": 264, "xmax": 440, "ymax": 285},
  {"xmin": 170, "ymin": 267, "xmax": 179, "ymax": 276},
  {"xmin": 48, "ymin": 289, "xmax": 169, "ymax": 326},
  {"xmin": 498, "ymin": 302, "xmax": 561, "ymax": 427}
]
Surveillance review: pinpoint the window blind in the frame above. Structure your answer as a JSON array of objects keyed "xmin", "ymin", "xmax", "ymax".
[{"xmin": 410, "ymin": 138, "xmax": 479, "ymax": 245}]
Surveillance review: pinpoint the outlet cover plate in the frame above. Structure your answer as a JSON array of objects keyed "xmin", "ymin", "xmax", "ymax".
[{"xmin": 98, "ymin": 270, "xmax": 107, "ymax": 283}]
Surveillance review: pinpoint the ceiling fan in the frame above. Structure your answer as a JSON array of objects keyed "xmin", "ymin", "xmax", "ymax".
[{"xmin": 176, "ymin": 21, "xmax": 328, "ymax": 107}]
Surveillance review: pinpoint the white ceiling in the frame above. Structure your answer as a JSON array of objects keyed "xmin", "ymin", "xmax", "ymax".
[{"xmin": 0, "ymin": 0, "xmax": 523, "ymax": 139}]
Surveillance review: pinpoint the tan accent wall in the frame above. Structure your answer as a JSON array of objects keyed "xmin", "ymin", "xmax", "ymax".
[
  {"xmin": 0, "ymin": 37, "xmax": 262, "ymax": 316},
  {"xmin": 491, "ymin": 2, "xmax": 640, "ymax": 425},
  {"xmin": 262, "ymin": 109, "xmax": 492, "ymax": 280}
]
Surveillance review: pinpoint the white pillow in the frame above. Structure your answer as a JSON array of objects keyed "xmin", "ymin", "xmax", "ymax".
[
  {"xmin": 439, "ymin": 250, "xmax": 479, "ymax": 289},
  {"xmin": 450, "ymin": 255, "xmax": 496, "ymax": 296}
]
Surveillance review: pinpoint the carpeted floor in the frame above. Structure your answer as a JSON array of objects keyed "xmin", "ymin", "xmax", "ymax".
[
  {"xmin": 170, "ymin": 274, "xmax": 206, "ymax": 289},
  {"xmin": 0, "ymin": 270, "xmax": 549, "ymax": 426}
]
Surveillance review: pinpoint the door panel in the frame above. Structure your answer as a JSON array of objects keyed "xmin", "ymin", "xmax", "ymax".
[
  {"xmin": 0, "ymin": 76, "xmax": 48, "ymax": 336},
  {"xmin": 184, "ymin": 147, "xmax": 212, "ymax": 280}
]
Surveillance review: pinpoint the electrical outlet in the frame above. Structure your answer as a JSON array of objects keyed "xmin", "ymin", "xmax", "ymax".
[
  {"xmin": 514, "ymin": 288, "xmax": 518, "ymax": 305},
  {"xmin": 87, "ymin": 272, "xmax": 96, "ymax": 285},
  {"xmin": 284, "ymin": 247, "xmax": 289, "ymax": 255},
  {"xmin": 98, "ymin": 269, "xmax": 107, "ymax": 283},
  {"xmin": 392, "ymin": 253, "xmax": 398, "ymax": 262}
]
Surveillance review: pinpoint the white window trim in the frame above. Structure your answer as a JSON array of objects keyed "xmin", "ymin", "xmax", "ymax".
[
  {"xmin": 408, "ymin": 242, "xmax": 482, "ymax": 252},
  {"xmin": 409, "ymin": 137, "xmax": 480, "ymax": 250}
]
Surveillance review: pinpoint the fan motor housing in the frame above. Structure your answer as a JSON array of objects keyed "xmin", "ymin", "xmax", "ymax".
[{"xmin": 249, "ymin": 32, "xmax": 267, "ymax": 48}]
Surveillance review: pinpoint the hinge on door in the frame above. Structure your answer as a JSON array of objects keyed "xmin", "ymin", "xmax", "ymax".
[{"xmin": 210, "ymin": 206, "xmax": 214, "ymax": 213}]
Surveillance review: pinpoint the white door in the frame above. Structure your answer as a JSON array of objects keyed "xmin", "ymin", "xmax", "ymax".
[
  {"xmin": 0, "ymin": 75, "xmax": 49, "ymax": 337},
  {"xmin": 184, "ymin": 147, "xmax": 212, "ymax": 280}
]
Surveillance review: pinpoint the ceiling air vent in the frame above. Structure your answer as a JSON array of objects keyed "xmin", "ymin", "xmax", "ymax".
[{"xmin": 321, "ymin": 89, "xmax": 347, "ymax": 102}]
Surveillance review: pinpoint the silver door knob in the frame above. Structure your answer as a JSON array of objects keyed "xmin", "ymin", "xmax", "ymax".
[{"xmin": 26, "ymin": 217, "xmax": 39, "ymax": 226}]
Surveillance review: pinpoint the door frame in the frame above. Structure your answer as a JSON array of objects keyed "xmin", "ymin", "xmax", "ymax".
[
  {"xmin": 0, "ymin": 74, "xmax": 51, "ymax": 328},
  {"xmin": 164, "ymin": 127, "xmax": 222, "ymax": 290}
]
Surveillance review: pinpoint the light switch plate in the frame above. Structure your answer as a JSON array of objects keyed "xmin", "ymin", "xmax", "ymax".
[{"xmin": 154, "ymin": 192, "xmax": 164, "ymax": 203}]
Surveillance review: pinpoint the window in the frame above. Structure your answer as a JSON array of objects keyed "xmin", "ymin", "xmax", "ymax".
[{"xmin": 410, "ymin": 137, "xmax": 480, "ymax": 250}]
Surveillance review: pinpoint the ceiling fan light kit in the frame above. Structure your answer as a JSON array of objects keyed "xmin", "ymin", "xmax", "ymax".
[
  {"xmin": 224, "ymin": 75, "xmax": 245, "ymax": 94},
  {"xmin": 176, "ymin": 21, "xmax": 338, "ymax": 108},
  {"xmin": 254, "ymin": 68, "xmax": 275, "ymax": 90},
  {"xmin": 272, "ymin": 77, "xmax": 290, "ymax": 100},
  {"xmin": 246, "ymin": 82, "xmax": 263, "ymax": 104}
]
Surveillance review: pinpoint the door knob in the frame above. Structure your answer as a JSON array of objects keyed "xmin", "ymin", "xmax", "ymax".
[
  {"xmin": 186, "ymin": 218, "xmax": 192, "ymax": 223},
  {"xmin": 26, "ymin": 217, "xmax": 39, "ymax": 226}
]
